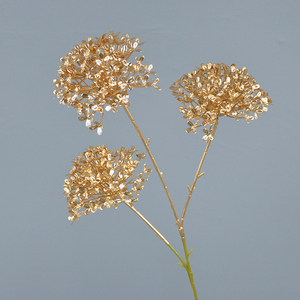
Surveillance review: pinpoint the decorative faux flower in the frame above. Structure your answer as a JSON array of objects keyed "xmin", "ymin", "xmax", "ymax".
[
  {"xmin": 170, "ymin": 62, "xmax": 272, "ymax": 135},
  {"xmin": 64, "ymin": 145, "xmax": 152, "ymax": 223},
  {"xmin": 53, "ymin": 31, "xmax": 161, "ymax": 135}
]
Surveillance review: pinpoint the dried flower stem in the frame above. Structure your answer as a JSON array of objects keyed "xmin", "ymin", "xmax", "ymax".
[
  {"xmin": 177, "ymin": 122, "xmax": 218, "ymax": 300},
  {"xmin": 123, "ymin": 104, "xmax": 199, "ymax": 299},
  {"xmin": 180, "ymin": 120, "xmax": 219, "ymax": 232},
  {"xmin": 122, "ymin": 104, "xmax": 180, "ymax": 228},
  {"xmin": 124, "ymin": 202, "xmax": 185, "ymax": 266}
]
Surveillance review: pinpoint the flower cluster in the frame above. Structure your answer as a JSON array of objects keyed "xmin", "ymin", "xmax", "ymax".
[
  {"xmin": 64, "ymin": 145, "xmax": 152, "ymax": 223},
  {"xmin": 53, "ymin": 31, "xmax": 161, "ymax": 135},
  {"xmin": 170, "ymin": 62, "xmax": 272, "ymax": 135}
]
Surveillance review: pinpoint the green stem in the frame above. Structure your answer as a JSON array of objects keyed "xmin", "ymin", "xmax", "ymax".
[{"xmin": 182, "ymin": 238, "xmax": 198, "ymax": 300}]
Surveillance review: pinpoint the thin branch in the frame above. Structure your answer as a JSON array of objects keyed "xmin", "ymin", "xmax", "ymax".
[
  {"xmin": 124, "ymin": 202, "xmax": 185, "ymax": 266},
  {"xmin": 122, "ymin": 104, "xmax": 180, "ymax": 228},
  {"xmin": 180, "ymin": 121, "xmax": 219, "ymax": 230}
]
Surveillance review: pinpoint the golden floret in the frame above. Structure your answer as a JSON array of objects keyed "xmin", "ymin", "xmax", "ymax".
[
  {"xmin": 54, "ymin": 31, "xmax": 161, "ymax": 134},
  {"xmin": 170, "ymin": 62, "xmax": 272, "ymax": 134},
  {"xmin": 64, "ymin": 145, "xmax": 152, "ymax": 223}
]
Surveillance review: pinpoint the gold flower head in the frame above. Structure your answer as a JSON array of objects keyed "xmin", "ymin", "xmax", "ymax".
[
  {"xmin": 53, "ymin": 30, "xmax": 161, "ymax": 135},
  {"xmin": 170, "ymin": 62, "xmax": 272, "ymax": 135},
  {"xmin": 64, "ymin": 145, "xmax": 152, "ymax": 223}
]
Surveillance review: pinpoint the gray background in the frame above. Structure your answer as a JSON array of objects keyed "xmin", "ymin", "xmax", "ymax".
[{"xmin": 1, "ymin": 0, "xmax": 299, "ymax": 299}]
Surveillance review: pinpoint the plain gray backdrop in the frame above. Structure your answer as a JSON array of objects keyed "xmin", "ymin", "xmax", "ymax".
[{"xmin": 1, "ymin": 0, "xmax": 299, "ymax": 299}]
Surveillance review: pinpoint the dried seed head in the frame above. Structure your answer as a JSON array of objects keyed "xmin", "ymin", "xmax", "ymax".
[
  {"xmin": 64, "ymin": 145, "xmax": 151, "ymax": 223},
  {"xmin": 170, "ymin": 62, "xmax": 272, "ymax": 134},
  {"xmin": 54, "ymin": 31, "xmax": 161, "ymax": 134}
]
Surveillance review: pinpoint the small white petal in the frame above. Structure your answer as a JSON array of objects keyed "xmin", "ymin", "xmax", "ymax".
[
  {"xmin": 105, "ymin": 105, "xmax": 111, "ymax": 111},
  {"xmin": 121, "ymin": 45, "xmax": 127, "ymax": 53},
  {"xmin": 86, "ymin": 119, "xmax": 91, "ymax": 127},
  {"xmin": 97, "ymin": 127, "xmax": 103, "ymax": 135}
]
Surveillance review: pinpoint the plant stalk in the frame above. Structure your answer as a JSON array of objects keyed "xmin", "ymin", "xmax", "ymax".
[
  {"xmin": 124, "ymin": 202, "xmax": 185, "ymax": 266},
  {"xmin": 180, "ymin": 121, "xmax": 218, "ymax": 230},
  {"xmin": 182, "ymin": 237, "xmax": 198, "ymax": 300},
  {"xmin": 122, "ymin": 104, "xmax": 180, "ymax": 228}
]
